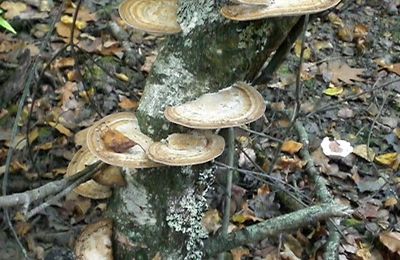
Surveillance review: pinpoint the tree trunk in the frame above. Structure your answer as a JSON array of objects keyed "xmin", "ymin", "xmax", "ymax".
[{"xmin": 108, "ymin": 1, "xmax": 299, "ymax": 259}]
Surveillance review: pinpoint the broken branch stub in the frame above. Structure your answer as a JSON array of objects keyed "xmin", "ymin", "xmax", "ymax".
[{"xmin": 164, "ymin": 82, "xmax": 266, "ymax": 129}]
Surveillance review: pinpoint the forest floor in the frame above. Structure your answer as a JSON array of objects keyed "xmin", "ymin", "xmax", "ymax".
[{"xmin": 0, "ymin": 0, "xmax": 399, "ymax": 259}]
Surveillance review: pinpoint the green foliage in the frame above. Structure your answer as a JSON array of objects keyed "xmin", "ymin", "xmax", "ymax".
[{"xmin": 0, "ymin": 10, "xmax": 16, "ymax": 34}]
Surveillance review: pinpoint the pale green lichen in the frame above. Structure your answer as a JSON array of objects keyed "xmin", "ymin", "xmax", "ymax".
[{"xmin": 166, "ymin": 168, "xmax": 214, "ymax": 259}]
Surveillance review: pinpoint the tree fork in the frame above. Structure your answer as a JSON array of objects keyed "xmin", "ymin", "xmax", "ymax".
[{"xmin": 108, "ymin": 1, "xmax": 299, "ymax": 258}]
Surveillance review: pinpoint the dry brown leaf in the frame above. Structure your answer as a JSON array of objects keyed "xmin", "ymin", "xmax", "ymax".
[
  {"xmin": 48, "ymin": 122, "xmax": 73, "ymax": 137},
  {"xmin": 356, "ymin": 246, "xmax": 372, "ymax": 260},
  {"xmin": 384, "ymin": 197, "xmax": 398, "ymax": 208},
  {"xmin": 53, "ymin": 57, "xmax": 75, "ymax": 69},
  {"xmin": 118, "ymin": 97, "xmax": 139, "ymax": 110},
  {"xmin": 101, "ymin": 129, "xmax": 136, "ymax": 153},
  {"xmin": 231, "ymin": 247, "xmax": 250, "ymax": 260},
  {"xmin": 16, "ymin": 221, "xmax": 32, "ymax": 237},
  {"xmin": 0, "ymin": 1, "xmax": 27, "ymax": 19},
  {"xmin": 379, "ymin": 232, "xmax": 400, "ymax": 254},
  {"xmin": 64, "ymin": 6, "xmax": 97, "ymax": 22},
  {"xmin": 201, "ymin": 209, "xmax": 221, "ymax": 234},
  {"xmin": 55, "ymin": 22, "xmax": 80, "ymax": 43},
  {"xmin": 354, "ymin": 24, "xmax": 368, "ymax": 39},
  {"xmin": 231, "ymin": 202, "xmax": 263, "ymax": 224},
  {"xmin": 276, "ymin": 156, "xmax": 306, "ymax": 173},
  {"xmin": 324, "ymin": 61, "xmax": 366, "ymax": 84},
  {"xmin": 281, "ymin": 140, "xmax": 303, "ymax": 155},
  {"xmin": 352, "ymin": 144, "xmax": 375, "ymax": 162}
]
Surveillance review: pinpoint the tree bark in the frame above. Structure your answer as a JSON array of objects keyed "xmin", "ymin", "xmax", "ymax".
[{"xmin": 108, "ymin": 1, "xmax": 299, "ymax": 259}]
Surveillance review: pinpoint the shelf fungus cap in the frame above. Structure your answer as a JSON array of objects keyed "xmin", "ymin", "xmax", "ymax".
[
  {"xmin": 235, "ymin": 0, "xmax": 271, "ymax": 5},
  {"xmin": 119, "ymin": 0, "xmax": 181, "ymax": 34},
  {"xmin": 75, "ymin": 219, "xmax": 113, "ymax": 260},
  {"xmin": 147, "ymin": 131, "xmax": 225, "ymax": 166},
  {"xmin": 164, "ymin": 82, "xmax": 266, "ymax": 129},
  {"xmin": 66, "ymin": 148, "xmax": 112, "ymax": 199},
  {"xmin": 221, "ymin": 0, "xmax": 341, "ymax": 21},
  {"xmin": 87, "ymin": 112, "xmax": 161, "ymax": 168}
]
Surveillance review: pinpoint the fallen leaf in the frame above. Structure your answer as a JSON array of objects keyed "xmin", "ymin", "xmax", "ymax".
[
  {"xmin": 118, "ymin": 97, "xmax": 139, "ymax": 110},
  {"xmin": 356, "ymin": 244, "xmax": 372, "ymax": 260},
  {"xmin": 201, "ymin": 209, "xmax": 221, "ymax": 234},
  {"xmin": 64, "ymin": 6, "xmax": 97, "ymax": 22},
  {"xmin": 379, "ymin": 232, "xmax": 400, "ymax": 254},
  {"xmin": 337, "ymin": 26, "xmax": 353, "ymax": 42},
  {"xmin": 375, "ymin": 153, "xmax": 399, "ymax": 170},
  {"xmin": 375, "ymin": 58, "xmax": 400, "ymax": 76},
  {"xmin": 55, "ymin": 22, "xmax": 80, "ymax": 43},
  {"xmin": 0, "ymin": 1, "xmax": 27, "ymax": 19},
  {"xmin": 281, "ymin": 140, "xmax": 303, "ymax": 155},
  {"xmin": 231, "ymin": 247, "xmax": 250, "ymax": 260},
  {"xmin": 115, "ymin": 73, "xmax": 129, "ymax": 82},
  {"xmin": 324, "ymin": 85, "xmax": 343, "ymax": 96},
  {"xmin": 394, "ymin": 128, "xmax": 400, "ymax": 139},
  {"xmin": 323, "ymin": 61, "xmax": 366, "ymax": 84},
  {"xmin": 60, "ymin": 15, "xmax": 87, "ymax": 30},
  {"xmin": 53, "ymin": 57, "xmax": 75, "ymax": 69},
  {"xmin": 352, "ymin": 144, "xmax": 375, "ymax": 162},
  {"xmin": 327, "ymin": 12, "xmax": 344, "ymax": 28},
  {"xmin": 231, "ymin": 202, "xmax": 262, "ymax": 224},
  {"xmin": 48, "ymin": 122, "xmax": 73, "ymax": 137},
  {"xmin": 384, "ymin": 197, "xmax": 398, "ymax": 208},
  {"xmin": 294, "ymin": 40, "xmax": 312, "ymax": 60},
  {"xmin": 275, "ymin": 156, "xmax": 306, "ymax": 173},
  {"xmin": 101, "ymin": 129, "xmax": 136, "ymax": 153},
  {"xmin": 354, "ymin": 24, "xmax": 368, "ymax": 39}
]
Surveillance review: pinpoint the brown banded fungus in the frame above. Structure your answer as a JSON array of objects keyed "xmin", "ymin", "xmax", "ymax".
[
  {"xmin": 119, "ymin": 0, "xmax": 181, "ymax": 34},
  {"xmin": 235, "ymin": 0, "xmax": 271, "ymax": 5},
  {"xmin": 164, "ymin": 82, "xmax": 266, "ymax": 129},
  {"xmin": 86, "ymin": 112, "xmax": 161, "ymax": 168},
  {"xmin": 66, "ymin": 148, "xmax": 112, "ymax": 199},
  {"xmin": 147, "ymin": 131, "xmax": 225, "ymax": 166},
  {"xmin": 221, "ymin": 0, "xmax": 342, "ymax": 20},
  {"xmin": 75, "ymin": 219, "xmax": 113, "ymax": 260}
]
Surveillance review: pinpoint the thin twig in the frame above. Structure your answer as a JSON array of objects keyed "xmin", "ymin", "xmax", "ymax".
[
  {"xmin": 221, "ymin": 128, "xmax": 235, "ymax": 234},
  {"xmin": 2, "ymin": 1, "xmax": 67, "ymax": 257},
  {"xmin": 266, "ymin": 15, "xmax": 309, "ymax": 176},
  {"xmin": 304, "ymin": 78, "xmax": 400, "ymax": 117},
  {"xmin": 26, "ymin": 161, "xmax": 105, "ymax": 219},
  {"xmin": 0, "ymin": 161, "xmax": 102, "ymax": 209}
]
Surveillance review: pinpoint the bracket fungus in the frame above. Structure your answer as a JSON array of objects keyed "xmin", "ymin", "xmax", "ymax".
[
  {"xmin": 164, "ymin": 82, "xmax": 266, "ymax": 129},
  {"xmin": 221, "ymin": 0, "xmax": 342, "ymax": 21},
  {"xmin": 75, "ymin": 219, "xmax": 113, "ymax": 260},
  {"xmin": 235, "ymin": 0, "xmax": 271, "ymax": 5},
  {"xmin": 147, "ymin": 131, "xmax": 225, "ymax": 166},
  {"xmin": 119, "ymin": 0, "xmax": 181, "ymax": 34},
  {"xmin": 86, "ymin": 112, "xmax": 161, "ymax": 168},
  {"xmin": 66, "ymin": 148, "xmax": 112, "ymax": 199}
]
